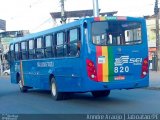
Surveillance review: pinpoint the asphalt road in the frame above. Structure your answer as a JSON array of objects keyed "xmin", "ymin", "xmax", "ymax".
[{"xmin": 0, "ymin": 76, "xmax": 160, "ymax": 114}]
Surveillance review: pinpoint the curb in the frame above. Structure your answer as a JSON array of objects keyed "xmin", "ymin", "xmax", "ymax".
[{"xmin": 145, "ymin": 87, "xmax": 160, "ymax": 90}]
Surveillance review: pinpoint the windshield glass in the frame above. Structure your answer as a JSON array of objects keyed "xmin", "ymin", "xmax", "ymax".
[{"xmin": 92, "ymin": 21, "xmax": 142, "ymax": 45}]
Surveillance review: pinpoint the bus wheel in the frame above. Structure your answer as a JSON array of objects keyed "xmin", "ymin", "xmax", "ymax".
[
  {"xmin": 51, "ymin": 77, "xmax": 63, "ymax": 100},
  {"xmin": 18, "ymin": 77, "xmax": 27, "ymax": 93},
  {"xmin": 91, "ymin": 90, "xmax": 110, "ymax": 98}
]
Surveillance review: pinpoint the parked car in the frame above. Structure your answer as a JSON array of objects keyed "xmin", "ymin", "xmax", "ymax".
[{"xmin": 3, "ymin": 69, "xmax": 10, "ymax": 76}]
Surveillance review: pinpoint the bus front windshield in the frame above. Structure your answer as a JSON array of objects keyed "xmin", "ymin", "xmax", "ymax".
[{"xmin": 92, "ymin": 21, "xmax": 142, "ymax": 46}]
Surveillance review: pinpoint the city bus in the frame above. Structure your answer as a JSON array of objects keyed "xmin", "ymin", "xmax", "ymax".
[{"xmin": 8, "ymin": 16, "xmax": 149, "ymax": 100}]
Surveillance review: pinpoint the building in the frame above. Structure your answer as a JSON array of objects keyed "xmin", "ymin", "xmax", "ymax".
[
  {"xmin": 50, "ymin": 9, "xmax": 117, "ymax": 24},
  {"xmin": 0, "ymin": 19, "xmax": 6, "ymax": 31},
  {"xmin": 0, "ymin": 30, "xmax": 29, "ymax": 73},
  {"xmin": 145, "ymin": 15, "xmax": 160, "ymax": 70},
  {"xmin": 0, "ymin": 30, "xmax": 29, "ymax": 53}
]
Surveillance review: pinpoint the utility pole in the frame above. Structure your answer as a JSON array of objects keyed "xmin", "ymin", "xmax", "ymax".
[
  {"xmin": 154, "ymin": 0, "xmax": 160, "ymax": 71},
  {"xmin": 60, "ymin": 0, "xmax": 66, "ymax": 24},
  {"xmin": 93, "ymin": 0, "xmax": 99, "ymax": 17}
]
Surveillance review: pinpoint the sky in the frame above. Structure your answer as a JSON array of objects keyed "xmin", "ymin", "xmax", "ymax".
[{"xmin": 0, "ymin": 0, "xmax": 154, "ymax": 33}]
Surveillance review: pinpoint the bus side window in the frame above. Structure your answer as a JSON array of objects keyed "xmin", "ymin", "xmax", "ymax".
[
  {"xmin": 10, "ymin": 44, "xmax": 14, "ymax": 62},
  {"xmin": 52, "ymin": 34, "xmax": 56, "ymax": 57},
  {"xmin": 21, "ymin": 41, "xmax": 28, "ymax": 60},
  {"xmin": 45, "ymin": 35, "xmax": 53, "ymax": 58},
  {"xmin": 14, "ymin": 43, "xmax": 20, "ymax": 61},
  {"xmin": 56, "ymin": 32, "xmax": 64, "ymax": 57},
  {"xmin": 28, "ymin": 40, "xmax": 35, "ymax": 59},
  {"xmin": 36, "ymin": 37, "xmax": 44, "ymax": 59},
  {"xmin": 64, "ymin": 33, "xmax": 68, "ymax": 57},
  {"xmin": 68, "ymin": 28, "xmax": 80, "ymax": 57}
]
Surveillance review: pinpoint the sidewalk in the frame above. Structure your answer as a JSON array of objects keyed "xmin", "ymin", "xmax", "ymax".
[{"xmin": 149, "ymin": 70, "xmax": 160, "ymax": 89}]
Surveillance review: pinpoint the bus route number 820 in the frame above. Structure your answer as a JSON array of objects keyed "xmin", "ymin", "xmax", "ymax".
[{"xmin": 114, "ymin": 66, "xmax": 129, "ymax": 73}]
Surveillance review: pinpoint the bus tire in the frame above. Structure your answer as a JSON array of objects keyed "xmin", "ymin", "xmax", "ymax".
[
  {"xmin": 91, "ymin": 90, "xmax": 110, "ymax": 98},
  {"xmin": 51, "ymin": 77, "xmax": 64, "ymax": 100},
  {"xmin": 18, "ymin": 76, "xmax": 27, "ymax": 93}
]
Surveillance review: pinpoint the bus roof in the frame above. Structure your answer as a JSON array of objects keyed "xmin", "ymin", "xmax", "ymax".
[
  {"xmin": 10, "ymin": 16, "xmax": 145, "ymax": 44},
  {"xmin": 10, "ymin": 18, "xmax": 85, "ymax": 44}
]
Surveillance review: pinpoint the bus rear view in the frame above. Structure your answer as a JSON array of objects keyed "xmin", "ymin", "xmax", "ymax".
[
  {"xmin": 84, "ymin": 16, "xmax": 149, "ymax": 97},
  {"xmin": 8, "ymin": 16, "xmax": 149, "ymax": 100}
]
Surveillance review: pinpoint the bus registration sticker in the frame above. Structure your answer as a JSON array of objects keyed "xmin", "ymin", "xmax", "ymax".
[{"xmin": 98, "ymin": 56, "xmax": 106, "ymax": 64}]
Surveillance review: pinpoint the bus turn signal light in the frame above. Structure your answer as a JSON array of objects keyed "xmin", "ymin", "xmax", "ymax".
[
  {"xmin": 141, "ymin": 58, "xmax": 148, "ymax": 78},
  {"xmin": 86, "ymin": 59, "xmax": 97, "ymax": 81}
]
